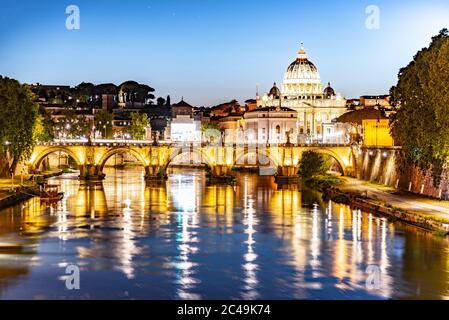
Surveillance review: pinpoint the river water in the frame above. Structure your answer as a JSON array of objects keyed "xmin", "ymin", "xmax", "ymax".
[{"xmin": 0, "ymin": 168, "xmax": 448, "ymax": 300}]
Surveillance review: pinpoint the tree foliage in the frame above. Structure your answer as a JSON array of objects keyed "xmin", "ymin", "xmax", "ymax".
[
  {"xmin": 33, "ymin": 105, "xmax": 55, "ymax": 143},
  {"xmin": 126, "ymin": 112, "xmax": 149, "ymax": 140},
  {"xmin": 201, "ymin": 123, "xmax": 222, "ymax": 144},
  {"xmin": 299, "ymin": 151, "xmax": 331, "ymax": 180},
  {"xmin": 0, "ymin": 77, "xmax": 39, "ymax": 176},
  {"xmin": 119, "ymin": 81, "xmax": 155, "ymax": 104},
  {"xmin": 390, "ymin": 29, "xmax": 449, "ymax": 182},
  {"xmin": 95, "ymin": 111, "xmax": 114, "ymax": 139}
]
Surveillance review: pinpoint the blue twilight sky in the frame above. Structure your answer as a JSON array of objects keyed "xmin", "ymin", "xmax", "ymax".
[{"xmin": 0, "ymin": 0, "xmax": 448, "ymax": 106}]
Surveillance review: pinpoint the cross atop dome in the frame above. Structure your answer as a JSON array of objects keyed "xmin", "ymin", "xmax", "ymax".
[{"xmin": 297, "ymin": 42, "xmax": 308, "ymax": 60}]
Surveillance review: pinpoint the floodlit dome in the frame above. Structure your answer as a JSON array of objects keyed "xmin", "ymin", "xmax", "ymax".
[{"xmin": 282, "ymin": 43, "xmax": 323, "ymax": 98}]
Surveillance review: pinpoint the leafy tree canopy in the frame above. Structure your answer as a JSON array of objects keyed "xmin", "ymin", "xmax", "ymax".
[
  {"xmin": 0, "ymin": 77, "xmax": 40, "ymax": 176},
  {"xmin": 126, "ymin": 112, "xmax": 149, "ymax": 140},
  {"xmin": 299, "ymin": 151, "xmax": 331, "ymax": 180},
  {"xmin": 33, "ymin": 105, "xmax": 55, "ymax": 143},
  {"xmin": 201, "ymin": 123, "xmax": 222, "ymax": 144},
  {"xmin": 390, "ymin": 28, "xmax": 449, "ymax": 181}
]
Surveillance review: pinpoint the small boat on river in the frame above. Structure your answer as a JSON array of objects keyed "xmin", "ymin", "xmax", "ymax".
[{"xmin": 38, "ymin": 184, "xmax": 64, "ymax": 202}]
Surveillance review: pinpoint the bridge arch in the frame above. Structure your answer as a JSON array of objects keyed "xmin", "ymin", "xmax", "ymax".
[
  {"xmin": 31, "ymin": 146, "xmax": 82, "ymax": 169},
  {"xmin": 98, "ymin": 147, "xmax": 148, "ymax": 172},
  {"xmin": 306, "ymin": 148, "xmax": 347, "ymax": 176},
  {"xmin": 164, "ymin": 147, "xmax": 214, "ymax": 171},
  {"xmin": 234, "ymin": 150, "xmax": 280, "ymax": 168}
]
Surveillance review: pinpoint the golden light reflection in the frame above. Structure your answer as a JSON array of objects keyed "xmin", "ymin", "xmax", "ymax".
[
  {"xmin": 368, "ymin": 214, "xmax": 374, "ymax": 266},
  {"xmin": 310, "ymin": 204, "xmax": 320, "ymax": 270},
  {"xmin": 334, "ymin": 206, "xmax": 348, "ymax": 284},
  {"xmin": 168, "ymin": 172, "xmax": 201, "ymax": 300},
  {"xmin": 71, "ymin": 169, "xmax": 144, "ymax": 279},
  {"xmin": 241, "ymin": 176, "xmax": 259, "ymax": 299},
  {"xmin": 0, "ymin": 168, "xmax": 448, "ymax": 299},
  {"xmin": 378, "ymin": 218, "xmax": 392, "ymax": 298}
]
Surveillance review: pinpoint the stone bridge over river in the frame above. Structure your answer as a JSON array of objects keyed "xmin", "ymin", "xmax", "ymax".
[{"xmin": 29, "ymin": 140, "xmax": 357, "ymax": 181}]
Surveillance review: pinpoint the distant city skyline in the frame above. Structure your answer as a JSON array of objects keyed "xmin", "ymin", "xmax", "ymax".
[{"xmin": 1, "ymin": 0, "xmax": 448, "ymax": 106}]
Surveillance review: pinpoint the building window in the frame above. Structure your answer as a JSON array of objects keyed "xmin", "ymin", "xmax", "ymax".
[{"xmin": 276, "ymin": 125, "xmax": 281, "ymax": 134}]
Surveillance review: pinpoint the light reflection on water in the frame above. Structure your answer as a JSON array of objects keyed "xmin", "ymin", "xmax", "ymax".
[{"xmin": 0, "ymin": 167, "xmax": 448, "ymax": 300}]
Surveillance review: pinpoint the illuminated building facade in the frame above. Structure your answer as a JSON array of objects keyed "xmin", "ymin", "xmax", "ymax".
[
  {"xmin": 170, "ymin": 99, "xmax": 202, "ymax": 142},
  {"xmin": 219, "ymin": 113, "xmax": 244, "ymax": 145},
  {"xmin": 243, "ymin": 106, "xmax": 298, "ymax": 144},
  {"xmin": 257, "ymin": 44, "xmax": 347, "ymax": 143},
  {"xmin": 362, "ymin": 119, "xmax": 394, "ymax": 147},
  {"xmin": 336, "ymin": 108, "xmax": 393, "ymax": 147}
]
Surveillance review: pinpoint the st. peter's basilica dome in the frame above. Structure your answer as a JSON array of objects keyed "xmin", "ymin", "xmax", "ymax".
[{"xmin": 282, "ymin": 43, "xmax": 323, "ymax": 98}]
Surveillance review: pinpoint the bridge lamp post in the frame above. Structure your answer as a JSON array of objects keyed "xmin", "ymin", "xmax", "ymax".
[{"xmin": 98, "ymin": 121, "xmax": 102, "ymax": 138}]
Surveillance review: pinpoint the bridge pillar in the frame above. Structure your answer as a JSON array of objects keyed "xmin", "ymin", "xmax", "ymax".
[
  {"xmin": 275, "ymin": 166, "xmax": 299, "ymax": 184},
  {"xmin": 207, "ymin": 165, "xmax": 235, "ymax": 183},
  {"xmin": 79, "ymin": 164, "xmax": 106, "ymax": 181},
  {"xmin": 145, "ymin": 165, "xmax": 167, "ymax": 181}
]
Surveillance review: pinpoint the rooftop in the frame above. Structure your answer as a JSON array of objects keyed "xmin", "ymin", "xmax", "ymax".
[{"xmin": 337, "ymin": 108, "xmax": 387, "ymax": 124}]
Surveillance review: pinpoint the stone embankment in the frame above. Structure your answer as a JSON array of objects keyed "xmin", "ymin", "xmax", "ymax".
[
  {"xmin": 0, "ymin": 186, "xmax": 39, "ymax": 210},
  {"xmin": 324, "ymin": 187, "xmax": 449, "ymax": 235}
]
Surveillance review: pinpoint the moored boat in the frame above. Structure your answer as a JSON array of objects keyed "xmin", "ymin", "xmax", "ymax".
[{"xmin": 38, "ymin": 184, "xmax": 64, "ymax": 202}]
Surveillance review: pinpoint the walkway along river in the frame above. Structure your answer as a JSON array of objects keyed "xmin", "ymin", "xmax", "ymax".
[{"xmin": 0, "ymin": 168, "xmax": 448, "ymax": 299}]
